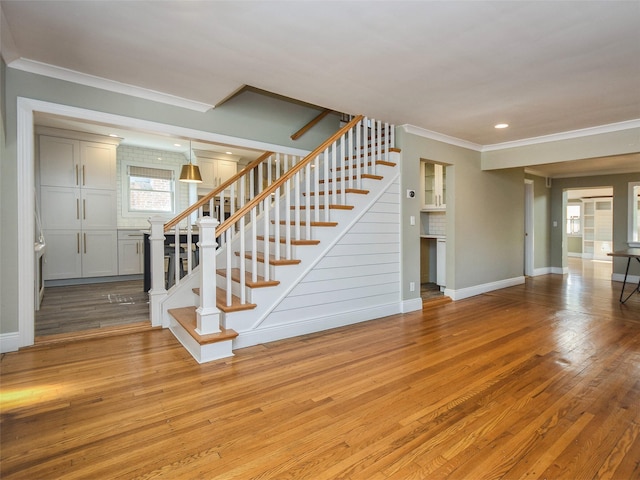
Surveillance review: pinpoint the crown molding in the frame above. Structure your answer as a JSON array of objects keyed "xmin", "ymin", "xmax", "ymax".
[
  {"xmin": 400, "ymin": 124, "xmax": 483, "ymax": 152},
  {"xmin": 483, "ymin": 119, "xmax": 640, "ymax": 152},
  {"xmin": 8, "ymin": 58, "xmax": 214, "ymax": 112}
]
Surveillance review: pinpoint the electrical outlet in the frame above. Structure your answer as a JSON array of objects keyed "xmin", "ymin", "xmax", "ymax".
[{"xmin": 410, "ymin": 282, "xmax": 415, "ymax": 292}]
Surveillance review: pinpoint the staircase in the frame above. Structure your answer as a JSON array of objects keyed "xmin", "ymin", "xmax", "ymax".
[{"xmin": 148, "ymin": 116, "xmax": 402, "ymax": 363}]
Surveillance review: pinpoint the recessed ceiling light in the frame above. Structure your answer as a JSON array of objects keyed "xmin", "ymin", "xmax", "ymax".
[
  {"xmin": 225, "ymin": 151, "xmax": 233, "ymax": 155},
  {"xmin": 108, "ymin": 133, "xmax": 119, "ymax": 138},
  {"xmin": 495, "ymin": 123, "xmax": 509, "ymax": 129},
  {"xmin": 174, "ymin": 143, "xmax": 182, "ymax": 147}
]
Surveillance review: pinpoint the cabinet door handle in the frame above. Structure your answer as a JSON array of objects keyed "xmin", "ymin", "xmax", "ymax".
[
  {"xmin": 83, "ymin": 199, "xmax": 86, "ymax": 220},
  {"xmin": 84, "ymin": 233, "xmax": 87, "ymax": 254},
  {"xmin": 136, "ymin": 242, "xmax": 139, "ymax": 254},
  {"xmin": 82, "ymin": 165, "xmax": 86, "ymax": 186},
  {"xmin": 77, "ymin": 233, "xmax": 80, "ymax": 254},
  {"xmin": 75, "ymin": 165, "xmax": 79, "ymax": 185},
  {"xmin": 76, "ymin": 198, "xmax": 80, "ymax": 219}
]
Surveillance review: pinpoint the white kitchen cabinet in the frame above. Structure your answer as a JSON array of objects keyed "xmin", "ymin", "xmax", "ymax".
[
  {"xmin": 39, "ymin": 135, "xmax": 116, "ymax": 190},
  {"xmin": 118, "ymin": 230, "xmax": 144, "ymax": 275},
  {"xmin": 198, "ymin": 158, "xmax": 237, "ymax": 189},
  {"xmin": 421, "ymin": 161, "xmax": 446, "ymax": 210},
  {"xmin": 42, "ymin": 230, "xmax": 118, "ymax": 280},
  {"xmin": 39, "ymin": 132, "xmax": 119, "ymax": 281}
]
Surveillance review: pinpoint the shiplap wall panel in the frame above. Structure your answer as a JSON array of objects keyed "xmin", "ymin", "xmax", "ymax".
[
  {"xmin": 303, "ymin": 262, "xmax": 400, "ymax": 282},
  {"xmin": 287, "ymin": 272, "xmax": 400, "ymax": 297},
  {"xmin": 266, "ymin": 177, "xmax": 400, "ymax": 327},
  {"xmin": 266, "ymin": 291, "xmax": 401, "ymax": 326}
]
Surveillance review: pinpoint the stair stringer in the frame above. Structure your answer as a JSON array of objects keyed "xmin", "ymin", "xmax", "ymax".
[{"xmin": 227, "ymin": 167, "xmax": 402, "ymax": 349}]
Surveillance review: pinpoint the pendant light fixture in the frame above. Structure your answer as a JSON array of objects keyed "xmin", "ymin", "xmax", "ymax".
[{"xmin": 179, "ymin": 140, "xmax": 202, "ymax": 183}]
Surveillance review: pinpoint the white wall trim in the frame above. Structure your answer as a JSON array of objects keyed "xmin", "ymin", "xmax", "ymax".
[
  {"xmin": 9, "ymin": 58, "xmax": 215, "ymax": 113},
  {"xmin": 532, "ymin": 267, "xmax": 554, "ymax": 276},
  {"xmin": 551, "ymin": 266, "xmax": 569, "ymax": 275},
  {"xmin": 0, "ymin": 332, "xmax": 22, "ymax": 353},
  {"xmin": 483, "ymin": 119, "xmax": 640, "ymax": 152},
  {"xmin": 612, "ymin": 273, "xmax": 640, "ymax": 285},
  {"xmin": 13, "ymin": 97, "xmax": 311, "ymax": 350},
  {"xmin": 400, "ymin": 124, "xmax": 483, "ymax": 152},
  {"xmin": 401, "ymin": 297, "xmax": 423, "ymax": 313},
  {"xmin": 444, "ymin": 276, "xmax": 525, "ymax": 301}
]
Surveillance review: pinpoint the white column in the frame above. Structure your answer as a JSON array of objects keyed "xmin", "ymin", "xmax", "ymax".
[
  {"xmin": 196, "ymin": 217, "xmax": 221, "ymax": 334},
  {"xmin": 148, "ymin": 216, "xmax": 167, "ymax": 327}
]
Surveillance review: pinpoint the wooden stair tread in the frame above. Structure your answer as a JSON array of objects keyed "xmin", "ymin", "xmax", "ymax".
[
  {"xmin": 304, "ymin": 188, "xmax": 369, "ymax": 196},
  {"xmin": 319, "ymin": 174, "xmax": 383, "ymax": 183},
  {"xmin": 168, "ymin": 306, "xmax": 238, "ymax": 344},
  {"xmin": 276, "ymin": 220, "xmax": 338, "ymax": 227},
  {"xmin": 422, "ymin": 296, "xmax": 452, "ymax": 309},
  {"xmin": 235, "ymin": 251, "xmax": 301, "ymax": 265},
  {"xmin": 192, "ymin": 288, "xmax": 257, "ymax": 313},
  {"xmin": 333, "ymin": 160, "xmax": 396, "ymax": 170},
  {"xmin": 256, "ymin": 235, "xmax": 320, "ymax": 246},
  {"xmin": 216, "ymin": 268, "xmax": 280, "ymax": 288},
  {"xmin": 292, "ymin": 204, "xmax": 354, "ymax": 210}
]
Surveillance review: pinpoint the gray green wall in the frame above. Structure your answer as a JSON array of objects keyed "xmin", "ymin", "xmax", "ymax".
[{"xmin": 396, "ymin": 128, "xmax": 525, "ymax": 301}]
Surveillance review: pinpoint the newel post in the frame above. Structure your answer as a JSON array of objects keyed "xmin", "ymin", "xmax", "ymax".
[
  {"xmin": 196, "ymin": 217, "xmax": 221, "ymax": 334},
  {"xmin": 148, "ymin": 216, "xmax": 167, "ymax": 327}
]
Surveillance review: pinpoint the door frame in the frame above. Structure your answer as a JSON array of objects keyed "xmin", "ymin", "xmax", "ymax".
[
  {"xmin": 14, "ymin": 97, "xmax": 307, "ymax": 350},
  {"xmin": 524, "ymin": 179, "xmax": 534, "ymax": 276}
]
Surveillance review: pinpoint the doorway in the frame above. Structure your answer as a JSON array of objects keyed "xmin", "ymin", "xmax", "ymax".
[{"xmin": 565, "ymin": 186, "xmax": 614, "ymax": 279}]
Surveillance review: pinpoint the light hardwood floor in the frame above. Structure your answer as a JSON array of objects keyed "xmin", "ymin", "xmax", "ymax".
[{"xmin": 2, "ymin": 260, "xmax": 640, "ymax": 479}]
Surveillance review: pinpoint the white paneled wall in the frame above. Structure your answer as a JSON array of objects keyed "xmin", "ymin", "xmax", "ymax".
[{"xmin": 267, "ymin": 179, "xmax": 401, "ymax": 325}]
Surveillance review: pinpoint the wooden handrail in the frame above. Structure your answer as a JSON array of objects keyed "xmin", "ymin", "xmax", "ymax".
[
  {"xmin": 290, "ymin": 109, "xmax": 332, "ymax": 141},
  {"xmin": 164, "ymin": 151, "xmax": 274, "ymax": 231},
  {"xmin": 216, "ymin": 115, "xmax": 364, "ymax": 238}
]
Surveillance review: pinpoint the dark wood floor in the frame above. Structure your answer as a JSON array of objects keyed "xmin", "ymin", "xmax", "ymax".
[
  {"xmin": 3, "ymin": 259, "xmax": 640, "ymax": 479},
  {"xmin": 35, "ymin": 279, "xmax": 150, "ymax": 337}
]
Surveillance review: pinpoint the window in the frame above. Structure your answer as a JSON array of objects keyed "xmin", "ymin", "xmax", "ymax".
[
  {"xmin": 126, "ymin": 165, "xmax": 176, "ymax": 214},
  {"xmin": 566, "ymin": 203, "xmax": 581, "ymax": 235}
]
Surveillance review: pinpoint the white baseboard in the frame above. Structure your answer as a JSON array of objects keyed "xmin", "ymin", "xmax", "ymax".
[
  {"xmin": 612, "ymin": 273, "xmax": 640, "ymax": 284},
  {"xmin": 550, "ymin": 266, "xmax": 569, "ymax": 275},
  {"xmin": 532, "ymin": 267, "xmax": 553, "ymax": 276},
  {"xmin": 444, "ymin": 276, "xmax": 525, "ymax": 301},
  {"xmin": 567, "ymin": 252, "xmax": 582, "ymax": 258},
  {"xmin": 233, "ymin": 302, "xmax": 402, "ymax": 350},
  {"xmin": 0, "ymin": 332, "xmax": 21, "ymax": 353},
  {"xmin": 402, "ymin": 297, "xmax": 423, "ymax": 313}
]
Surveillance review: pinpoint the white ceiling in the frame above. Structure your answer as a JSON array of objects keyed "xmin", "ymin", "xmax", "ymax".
[{"xmin": 2, "ymin": 1, "xmax": 640, "ymax": 176}]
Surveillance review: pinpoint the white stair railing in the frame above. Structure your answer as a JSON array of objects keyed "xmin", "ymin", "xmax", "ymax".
[{"xmin": 149, "ymin": 115, "xmax": 395, "ymax": 326}]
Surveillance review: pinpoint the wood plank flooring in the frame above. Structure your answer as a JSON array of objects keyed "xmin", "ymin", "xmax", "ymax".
[
  {"xmin": 3, "ymin": 260, "xmax": 640, "ymax": 479},
  {"xmin": 35, "ymin": 280, "xmax": 150, "ymax": 337}
]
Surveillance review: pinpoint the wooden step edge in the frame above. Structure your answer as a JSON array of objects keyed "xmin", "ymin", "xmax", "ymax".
[
  {"xmin": 319, "ymin": 174, "xmax": 382, "ymax": 184},
  {"xmin": 216, "ymin": 268, "xmax": 280, "ymax": 288},
  {"xmin": 256, "ymin": 235, "xmax": 320, "ymax": 246},
  {"xmin": 389, "ymin": 147, "xmax": 401, "ymax": 153},
  {"xmin": 31, "ymin": 321, "xmax": 159, "ymax": 349},
  {"xmin": 422, "ymin": 296, "xmax": 452, "ymax": 309},
  {"xmin": 332, "ymin": 160, "xmax": 396, "ymax": 170},
  {"xmin": 191, "ymin": 288, "xmax": 258, "ymax": 312},
  {"xmin": 303, "ymin": 188, "xmax": 369, "ymax": 196},
  {"xmin": 235, "ymin": 251, "xmax": 302, "ymax": 266},
  {"xmin": 275, "ymin": 220, "xmax": 338, "ymax": 227},
  {"xmin": 168, "ymin": 306, "xmax": 238, "ymax": 345},
  {"xmin": 291, "ymin": 205, "xmax": 354, "ymax": 210}
]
